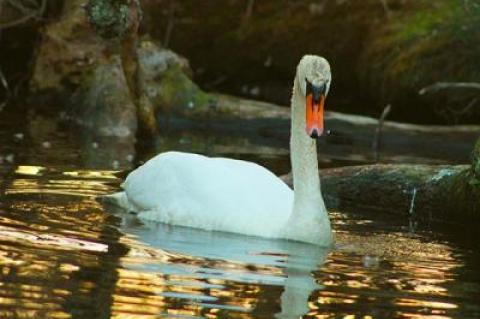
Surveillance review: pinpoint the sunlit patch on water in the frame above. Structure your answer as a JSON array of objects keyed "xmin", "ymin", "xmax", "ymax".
[{"xmin": 0, "ymin": 165, "xmax": 479, "ymax": 318}]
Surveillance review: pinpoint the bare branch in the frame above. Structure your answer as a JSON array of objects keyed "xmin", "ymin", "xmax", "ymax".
[
  {"xmin": 7, "ymin": 0, "xmax": 36, "ymax": 15},
  {"xmin": 0, "ymin": 11, "xmax": 37, "ymax": 29},
  {"xmin": 372, "ymin": 104, "xmax": 392, "ymax": 162},
  {"xmin": 0, "ymin": 0, "xmax": 46, "ymax": 30},
  {"xmin": 0, "ymin": 67, "xmax": 10, "ymax": 94},
  {"xmin": 379, "ymin": 0, "xmax": 392, "ymax": 19},
  {"xmin": 451, "ymin": 98, "xmax": 478, "ymax": 116},
  {"xmin": 163, "ymin": 1, "xmax": 175, "ymax": 48},
  {"xmin": 244, "ymin": 0, "xmax": 255, "ymax": 22},
  {"xmin": 419, "ymin": 82, "xmax": 480, "ymax": 95},
  {"xmin": 0, "ymin": 66, "xmax": 10, "ymax": 110},
  {"xmin": 24, "ymin": 0, "xmax": 42, "ymax": 8},
  {"xmin": 38, "ymin": 0, "xmax": 47, "ymax": 17}
]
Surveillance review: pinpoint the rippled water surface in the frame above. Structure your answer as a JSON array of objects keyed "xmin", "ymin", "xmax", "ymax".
[{"xmin": 0, "ymin": 109, "xmax": 479, "ymax": 318}]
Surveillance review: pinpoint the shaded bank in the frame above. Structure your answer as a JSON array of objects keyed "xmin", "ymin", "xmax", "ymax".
[
  {"xmin": 362, "ymin": 1, "xmax": 480, "ymax": 123},
  {"xmin": 24, "ymin": 0, "xmax": 480, "ymax": 165},
  {"xmin": 144, "ymin": 0, "xmax": 480, "ymax": 124}
]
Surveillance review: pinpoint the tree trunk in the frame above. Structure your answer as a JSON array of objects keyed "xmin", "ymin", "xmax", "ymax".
[
  {"xmin": 87, "ymin": 0, "xmax": 158, "ymax": 136},
  {"xmin": 119, "ymin": 1, "xmax": 157, "ymax": 137}
]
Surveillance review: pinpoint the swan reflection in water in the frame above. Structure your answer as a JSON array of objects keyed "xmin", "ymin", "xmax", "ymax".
[{"xmin": 117, "ymin": 212, "xmax": 329, "ymax": 318}]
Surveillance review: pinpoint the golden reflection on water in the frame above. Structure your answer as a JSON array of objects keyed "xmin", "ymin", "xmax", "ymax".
[
  {"xmin": 14, "ymin": 166, "xmax": 46, "ymax": 176},
  {"xmin": 0, "ymin": 165, "xmax": 478, "ymax": 318}
]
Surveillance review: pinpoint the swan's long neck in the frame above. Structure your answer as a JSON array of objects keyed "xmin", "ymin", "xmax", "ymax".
[{"xmin": 286, "ymin": 78, "xmax": 331, "ymax": 245}]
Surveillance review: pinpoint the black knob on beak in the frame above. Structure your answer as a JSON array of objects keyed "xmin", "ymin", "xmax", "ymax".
[
  {"xmin": 312, "ymin": 83, "xmax": 326, "ymax": 103},
  {"xmin": 306, "ymin": 80, "xmax": 327, "ymax": 104}
]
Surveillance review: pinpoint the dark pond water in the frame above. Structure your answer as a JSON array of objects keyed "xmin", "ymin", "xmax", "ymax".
[{"xmin": 0, "ymin": 108, "xmax": 479, "ymax": 318}]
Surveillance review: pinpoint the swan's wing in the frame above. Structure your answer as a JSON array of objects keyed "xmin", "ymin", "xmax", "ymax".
[{"xmin": 122, "ymin": 151, "xmax": 294, "ymax": 235}]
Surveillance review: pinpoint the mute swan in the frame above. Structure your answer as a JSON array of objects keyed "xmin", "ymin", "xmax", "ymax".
[{"xmin": 108, "ymin": 55, "xmax": 332, "ymax": 246}]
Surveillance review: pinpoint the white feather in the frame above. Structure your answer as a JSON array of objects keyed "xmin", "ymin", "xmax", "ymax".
[{"xmin": 122, "ymin": 151, "xmax": 294, "ymax": 238}]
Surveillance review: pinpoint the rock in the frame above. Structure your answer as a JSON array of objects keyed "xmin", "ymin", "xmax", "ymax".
[
  {"xmin": 65, "ymin": 40, "xmax": 206, "ymax": 137},
  {"xmin": 282, "ymin": 160, "xmax": 480, "ymax": 226},
  {"xmin": 279, "ymin": 134, "xmax": 480, "ymax": 226},
  {"xmin": 68, "ymin": 58, "xmax": 137, "ymax": 137},
  {"xmin": 137, "ymin": 41, "xmax": 209, "ymax": 115},
  {"xmin": 29, "ymin": 0, "xmax": 205, "ymax": 137},
  {"xmin": 30, "ymin": 1, "xmax": 104, "ymax": 96}
]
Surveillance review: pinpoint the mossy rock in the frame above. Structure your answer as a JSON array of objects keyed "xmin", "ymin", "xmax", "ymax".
[
  {"xmin": 66, "ymin": 40, "xmax": 205, "ymax": 136},
  {"xmin": 68, "ymin": 56, "xmax": 137, "ymax": 137},
  {"xmin": 137, "ymin": 41, "xmax": 211, "ymax": 115},
  {"xmin": 153, "ymin": 64, "xmax": 211, "ymax": 115}
]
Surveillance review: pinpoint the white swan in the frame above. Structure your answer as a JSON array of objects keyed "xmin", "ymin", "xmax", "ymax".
[{"xmin": 108, "ymin": 55, "xmax": 332, "ymax": 246}]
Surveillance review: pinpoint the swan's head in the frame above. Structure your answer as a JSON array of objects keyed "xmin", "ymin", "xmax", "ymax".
[{"xmin": 296, "ymin": 55, "xmax": 331, "ymax": 138}]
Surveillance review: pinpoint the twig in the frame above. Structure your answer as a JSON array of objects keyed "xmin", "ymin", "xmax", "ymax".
[
  {"xmin": 0, "ymin": 0, "xmax": 46, "ymax": 29},
  {"xmin": 372, "ymin": 104, "xmax": 392, "ymax": 162},
  {"xmin": 204, "ymin": 75, "xmax": 228, "ymax": 89},
  {"xmin": 163, "ymin": 0, "xmax": 175, "ymax": 48},
  {"xmin": 0, "ymin": 66, "xmax": 9, "ymax": 112},
  {"xmin": 419, "ymin": 82, "xmax": 480, "ymax": 95},
  {"xmin": 442, "ymin": 98, "xmax": 478, "ymax": 124},
  {"xmin": 455, "ymin": 98, "xmax": 478, "ymax": 115},
  {"xmin": 0, "ymin": 66, "xmax": 10, "ymax": 95},
  {"xmin": 446, "ymin": 98, "xmax": 478, "ymax": 124},
  {"xmin": 24, "ymin": 0, "xmax": 41, "ymax": 6},
  {"xmin": 17, "ymin": 0, "xmax": 41, "ymax": 9},
  {"xmin": 244, "ymin": 0, "xmax": 255, "ymax": 22},
  {"xmin": 0, "ymin": 11, "xmax": 37, "ymax": 29},
  {"xmin": 7, "ymin": 0, "xmax": 35, "ymax": 14},
  {"xmin": 379, "ymin": 0, "xmax": 392, "ymax": 19},
  {"xmin": 38, "ymin": 0, "xmax": 47, "ymax": 16}
]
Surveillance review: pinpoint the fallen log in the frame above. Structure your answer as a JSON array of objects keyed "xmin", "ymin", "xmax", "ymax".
[
  {"xmin": 282, "ymin": 139, "xmax": 480, "ymax": 226},
  {"xmin": 207, "ymin": 95, "xmax": 479, "ymax": 165},
  {"xmin": 419, "ymin": 82, "xmax": 480, "ymax": 95}
]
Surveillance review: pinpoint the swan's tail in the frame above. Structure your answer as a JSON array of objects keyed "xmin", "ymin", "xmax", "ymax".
[{"xmin": 97, "ymin": 192, "xmax": 130, "ymax": 210}]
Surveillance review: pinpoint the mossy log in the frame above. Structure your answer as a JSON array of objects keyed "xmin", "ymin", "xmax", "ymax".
[{"xmin": 282, "ymin": 141, "xmax": 480, "ymax": 226}]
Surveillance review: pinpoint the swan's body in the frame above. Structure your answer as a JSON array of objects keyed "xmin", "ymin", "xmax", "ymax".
[
  {"xmin": 108, "ymin": 55, "xmax": 332, "ymax": 245},
  {"xmin": 115, "ymin": 151, "xmax": 294, "ymax": 237}
]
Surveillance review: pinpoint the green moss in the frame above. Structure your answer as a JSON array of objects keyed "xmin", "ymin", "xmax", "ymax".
[
  {"xmin": 391, "ymin": 2, "xmax": 456, "ymax": 42},
  {"xmin": 471, "ymin": 138, "xmax": 480, "ymax": 186},
  {"xmin": 157, "ymin": 64, "xmax": 211, "ymax": 114},
  {"xmin": 362, "ymin": 0, "xmax": 480, "ymax": 121},
  {"xmin": 87, "ymin": 0, "xmax": 142, "ymax": 39},
  {"xmin": 440, "ymin": 139, "xmax": 480, "ymax": 221}
]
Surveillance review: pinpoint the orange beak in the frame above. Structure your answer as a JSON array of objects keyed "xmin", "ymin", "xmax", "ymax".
[{"xmin": 306, "ymin": 92, "xmax": 325, "ymax": 138}]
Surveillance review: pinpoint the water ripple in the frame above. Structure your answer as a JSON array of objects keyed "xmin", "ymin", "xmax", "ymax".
[{"xmin": 0, "ymin": 165, "xmax": 478, "ymax": 318}]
